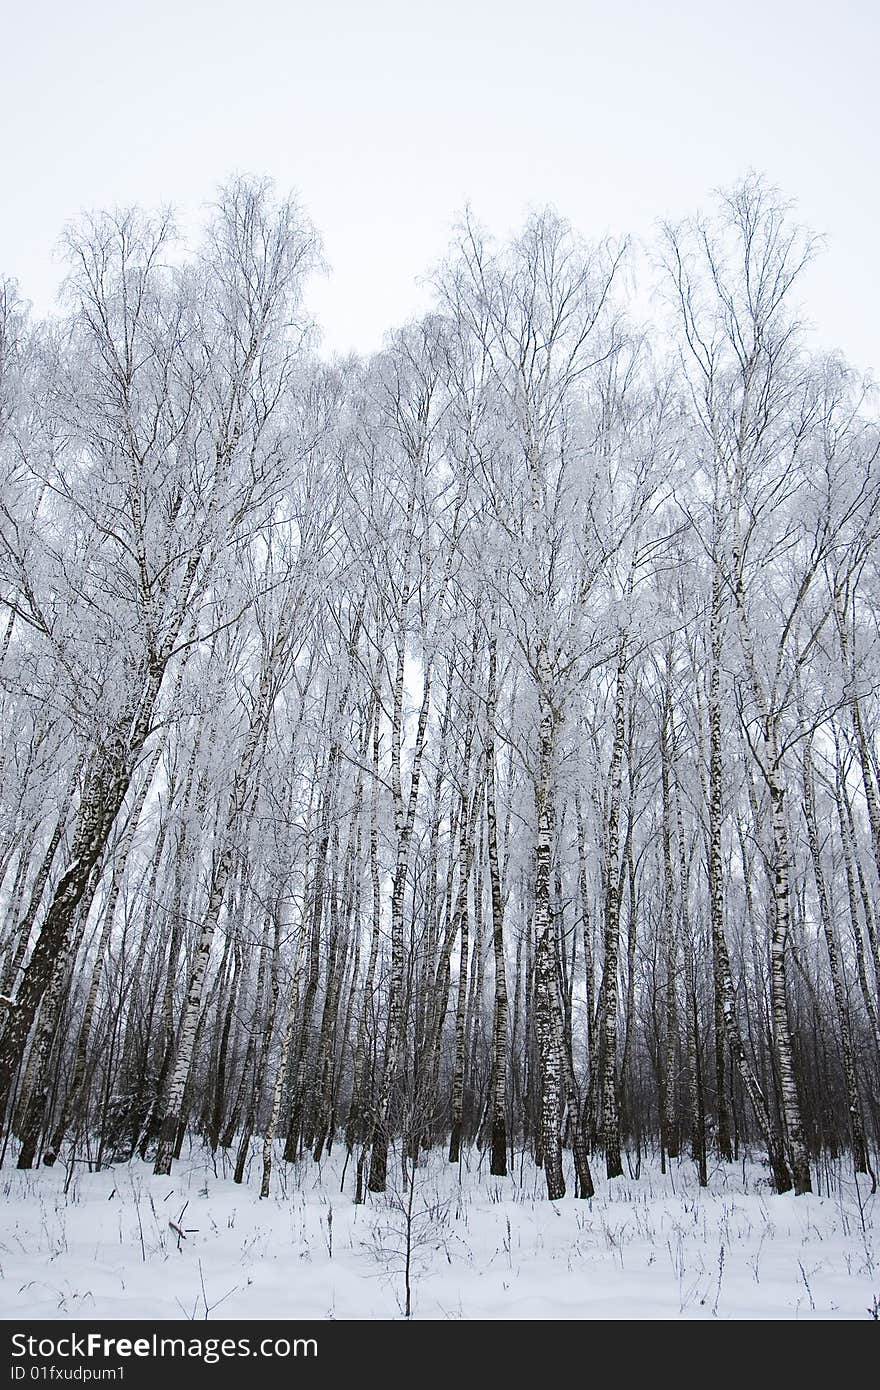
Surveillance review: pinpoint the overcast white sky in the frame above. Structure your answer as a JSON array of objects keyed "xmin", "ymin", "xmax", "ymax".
[{"xmin": 2, "ymin": 0, "xmax": 877, "ymax": 371}]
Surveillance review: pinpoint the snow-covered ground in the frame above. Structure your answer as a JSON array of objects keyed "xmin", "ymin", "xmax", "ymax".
[{"xmin": 0, "ymin": 1145, "xmax": 876, "ymax": 1320}]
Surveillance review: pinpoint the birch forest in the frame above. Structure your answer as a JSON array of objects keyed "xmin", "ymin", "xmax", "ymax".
[{"xmin": 2, "ymin": 173, "xmax": 879, "ymax": 1207}]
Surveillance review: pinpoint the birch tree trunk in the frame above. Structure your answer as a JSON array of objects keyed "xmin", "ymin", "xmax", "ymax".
[
  {"xmin": 767, "ymin": 742, "xmax": 812, "ymax": 1194},
  {"xmin": 601, "ymin": 641, "xmax": 627, "ymax": 1179},
  {"xmin": 153, "ymin": 654, "xmax": 278, "ymax": 1176},
  {"xmin": 486, "ymin": 631, "xmax": 509, "ymax": 1176},
  {"xmin": 367, "ymin": 641, "xmax": 432, "ymax": 1192},
  {"xmin": 675, "ymin": 775, "xmax": 707, "ymax": 1185},
  {"xmin": 802, "ymin": 739, "xmax": 867, "ymax": 1173},
  {"xmin": 532, "ymin": 647, "xmax": 565, "ymax": 1200},
  {"xmin": 0, "ymin": 704, "xmax": 157, "ymax": 1120},
  {"xmin": 659, "ymin": 665, "xmax": 679, "ymax": 1162},
  {"xmin": 449, "ymin": 637, "xmax": 479, "ymax": 1164},
  {"xmin": 43, "ymin": 739, "xmax": 165, "ymax": 1164},
  {"xmin": 707, "ymin": 565, "xmax": 734, "ymax": 1164}
]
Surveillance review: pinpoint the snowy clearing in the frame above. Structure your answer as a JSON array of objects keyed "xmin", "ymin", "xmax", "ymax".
[{"xmin": 0, "ymin": 1147, "xmax": 876, "ymax": 1320}]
